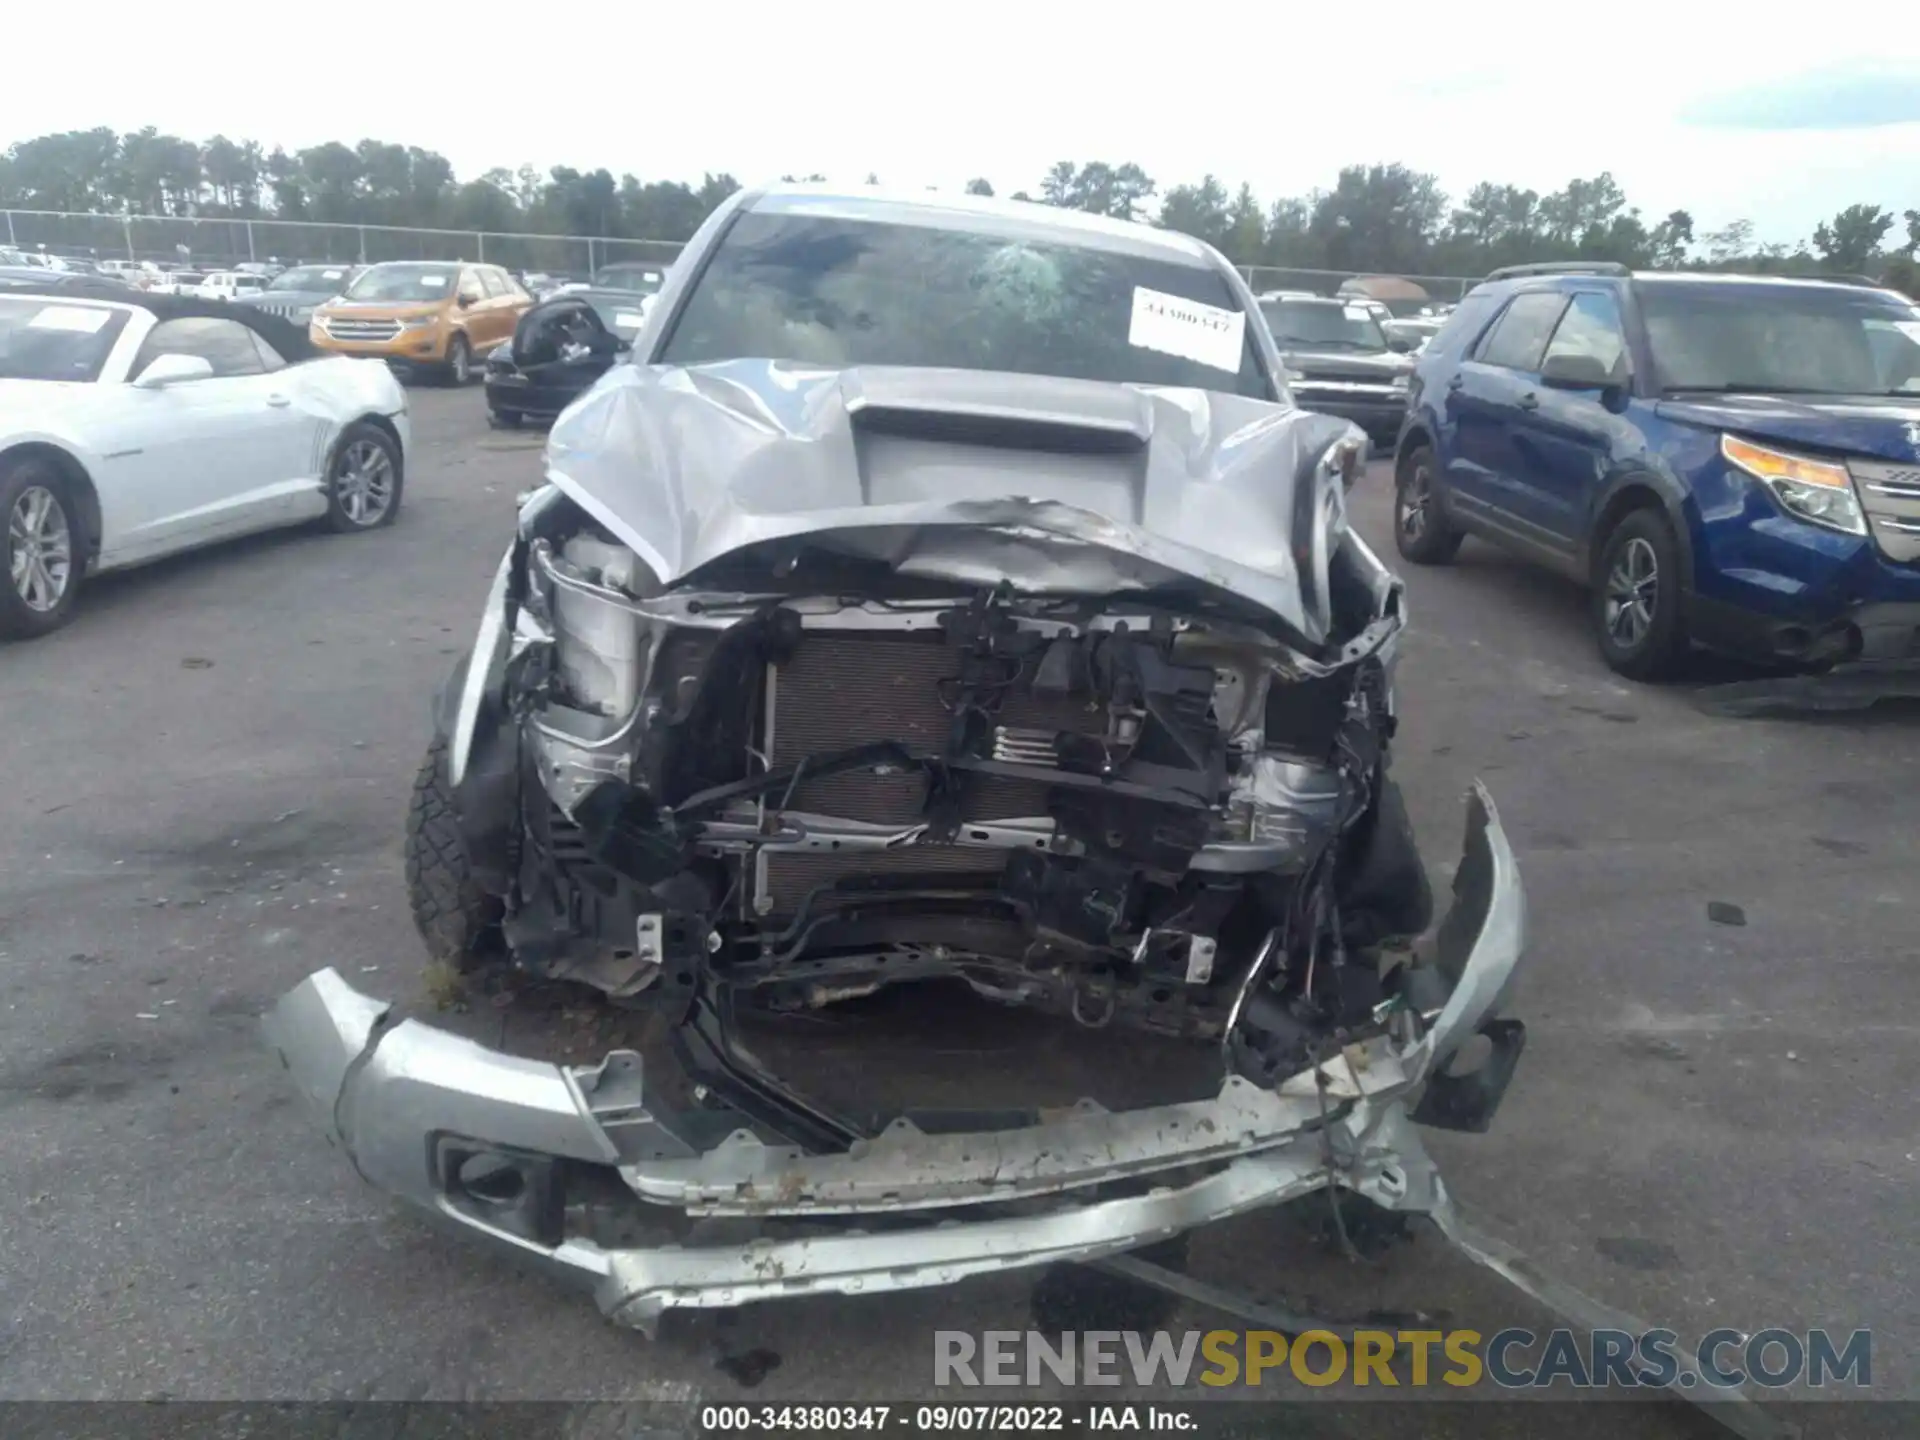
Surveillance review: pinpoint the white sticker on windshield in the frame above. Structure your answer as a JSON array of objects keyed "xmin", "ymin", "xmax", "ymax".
[
  {"xmin": 612, "ymin": 310, "xmax": 645, "ymax": 329},
  {"xmin": 419, "ymin": 275, "xmax": 447, "ymax": 288},
  {"xmin": 29, "ymin": 305, "xmax": 111, "ymax": 333},
  {"xmin": 1127, "ymin": 287, "xmax": 1245, "ymax": 373},
  {"xmin": 1344, "ymin": 304, "xmax": 1373, "ymax": 322},
  {"xmin": 1894, "ymin": 320, "xmax": 1920, "ymax": 344}
]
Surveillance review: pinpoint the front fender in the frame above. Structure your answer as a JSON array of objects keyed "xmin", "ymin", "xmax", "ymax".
[
  {"xmin": 1586, "ymin": 464, "xmax": 1699, "ymax": 593},
  {"xmin": 434, "ymin": 648, "xmax": 473, "ymax": 746},
  {"xmin": 446, "ymin": 546, "xmax": 515, "ymax": 789}
]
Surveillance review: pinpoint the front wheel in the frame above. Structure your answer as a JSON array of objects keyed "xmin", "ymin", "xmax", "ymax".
[
  {"xmin": 1592, "ymin": 507, "xmax": 1690, "ymax": 681},
  {"xmin": 1, "ymin": 459, "xmax": 83, "ymax": 640},
  {"xmin": 323, "ymin": 421, "xmax": 404, "ymax": 532},
  {"xmin": 442, "ymin": 333, "xmax": 472, "ymax": 386},
  {"xmin": 404, "ymin": 736, "xmax": 502, "ymax": 971},
  {"xmin": 1393, "ymin": 444, "xmax": 1463, "ymax": 565}
]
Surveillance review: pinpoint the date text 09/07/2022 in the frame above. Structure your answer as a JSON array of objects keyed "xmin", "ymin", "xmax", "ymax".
[{"xmin": 699, "ymin": 1404, "xmax": 1194, "ymax": 1432}]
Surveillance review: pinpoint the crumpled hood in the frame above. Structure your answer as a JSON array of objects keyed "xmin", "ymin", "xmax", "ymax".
[
  {"xmin": 1654, "ymin": 393, "xmax": 1920, "ymax": 464},
  {"xmin": 542, "ymin": 359, "xmax": 1360, "ymax": 644}
]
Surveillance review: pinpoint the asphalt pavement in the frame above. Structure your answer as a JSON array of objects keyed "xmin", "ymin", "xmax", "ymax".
[{"xmin": 1, "ymin": 385, "xmax": 1914, "ymax": 1427}]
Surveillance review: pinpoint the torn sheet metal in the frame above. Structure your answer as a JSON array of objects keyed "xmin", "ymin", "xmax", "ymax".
[{"xmin": 544, "ymin": 359, "xmax": 1365, "ymax": 645}]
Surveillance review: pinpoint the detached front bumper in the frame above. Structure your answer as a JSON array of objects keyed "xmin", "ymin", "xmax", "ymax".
[{"xmin": 264, "ymin": 785, "xmax": 1525, "ymax": 1332}]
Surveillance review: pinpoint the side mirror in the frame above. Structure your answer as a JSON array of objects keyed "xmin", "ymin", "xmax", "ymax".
[
  {"xmin": 1539, "ymin": 352, "xmax": 1616, "ymax": 390},
  {"xmin": 457, "ymin": 293, "xmax": 477, "ymax": 309},
  {"xmin": 133, "ymin": 353, "xmax": 215, "ymax": 388},
  {"xmin": 1386, "ymin": 335, "xmax": 1415, "ymax": 354}
]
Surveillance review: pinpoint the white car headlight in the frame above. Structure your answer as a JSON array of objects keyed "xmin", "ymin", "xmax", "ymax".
[
  {"xmin": 400, "ymin": 313, "xmax": 440, "ymax": 330},
  {"xmin": 1721, "ymin": 434, "xmax": 1866, "ymax": 536},
  {"xmin": 1390, "ymin": 373, "xmax": 1411, "ymax": 393}
]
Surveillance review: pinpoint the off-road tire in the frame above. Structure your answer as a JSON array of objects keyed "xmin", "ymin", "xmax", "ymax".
[
  {"xmin": 404, "ymin": 736, "xmax": 499, "ymax": 970},
  {"xmin": 1393, "ymin": 443, "xmax": 1464, "ymax": 565},
  {"xmin": 1592, "ymin": 506, "xmax": 1690, "ymax": 682},
  {"xmin": 442, "ymin": 333, "xmax": 472, "ymax": 386},
  {"xmin": 0, "ymin": 457, "xmax": 84, "ymax": 640}
]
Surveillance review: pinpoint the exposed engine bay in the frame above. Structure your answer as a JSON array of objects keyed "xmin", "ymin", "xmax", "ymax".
[{"xmin": 494, "ymin": 492, "xmax": 1432, "ymax": 1096}]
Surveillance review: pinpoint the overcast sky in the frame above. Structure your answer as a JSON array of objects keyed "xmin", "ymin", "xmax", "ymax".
[{"xmin": 7, "ymin": 2, "xmax": 1919, "ymax": 245}]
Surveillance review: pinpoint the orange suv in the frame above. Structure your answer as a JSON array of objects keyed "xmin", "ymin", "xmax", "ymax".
[{"xmin": 311, "ymin": 261, "xmax": 532, "ymax": 383}]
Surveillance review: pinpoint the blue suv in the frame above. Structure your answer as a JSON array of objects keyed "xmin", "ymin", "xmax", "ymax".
[{"xmin": 1392, "ymin": 263, "xmax": 1920, "ymax": 679}]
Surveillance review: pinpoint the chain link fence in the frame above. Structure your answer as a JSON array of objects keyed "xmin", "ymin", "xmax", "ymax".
[
  {"xmin": 1, "ymin": 209, "xmax": 683, "ymax": 277},
  {"xmin": 4, "ymin": 209, "xmax": 1487, "ymax": 302},
  {"xmin": 4, "ymin": 209, "xmax": 1485, "ymax": 296}
]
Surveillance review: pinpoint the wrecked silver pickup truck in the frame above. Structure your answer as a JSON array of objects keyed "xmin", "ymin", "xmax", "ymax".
[{"xmin": 266, "ymin": 185, "xmax": 1526, "ymax": 1332}]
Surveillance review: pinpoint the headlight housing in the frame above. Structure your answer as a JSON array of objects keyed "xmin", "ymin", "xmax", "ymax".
[
  {"xmin": 1321, "ymin": 433, "xmax": 1365, "ymax": 494},
  {"xmin": 1390, "ymin": 373, "xmax": 1411, "ymax": 393},
  {"xmin": 400, "ymin": 312, "xmax": 441, "ymax": 330},
  {"xmin": 1721, "ymin": 434, "xmax": 1866, "ymax": 536}
]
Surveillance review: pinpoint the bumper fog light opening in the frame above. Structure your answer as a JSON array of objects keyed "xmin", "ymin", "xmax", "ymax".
[
  {"xmin": 455, "ymin": 1151, "xmax": 527, "ymax": 1206},
  {"xmin": 438, "ymin": 1139, "xmax": 569, "ymax": 1247}
]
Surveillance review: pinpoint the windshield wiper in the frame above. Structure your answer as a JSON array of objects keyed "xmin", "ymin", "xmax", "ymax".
[{"xmin": 1287, "ymin": 337, "xmax": 1369, "ymax": 350}]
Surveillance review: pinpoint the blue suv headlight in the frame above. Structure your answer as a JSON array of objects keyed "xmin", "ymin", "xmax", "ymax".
[{"xmin": 1721, "ymin": 434, "xmax": 1867, "ymax": 537}]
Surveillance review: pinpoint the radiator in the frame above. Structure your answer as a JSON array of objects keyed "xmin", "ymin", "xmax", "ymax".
[{"xmin": 761, "ymin": 632, "xmax": 1107, "ymax": 911}]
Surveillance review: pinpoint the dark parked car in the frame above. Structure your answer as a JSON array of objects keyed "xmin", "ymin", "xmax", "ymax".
[
  {"xmin": 1258, "ymin": 292, "xmax": 1416, "ymax": 448},
  {"xmin": 484, "ymin": 289, "xmax": 650, "ymax": 425},
  {"xmin": 1393, "ymin": 262, "xmax": 1920, "ymax": 678},
  {"xmin": 0, "ymin": 265, "xmax": 135, "ymax": 299},
  {"xmin": 231, "ymin": 262, "xmax": 361, "ymax": 327}
]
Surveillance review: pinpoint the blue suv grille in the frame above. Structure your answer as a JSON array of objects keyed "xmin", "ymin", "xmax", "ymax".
[{"xmin": 1848, "ymin": 460, "xmax": 1920, "ymax": 565}]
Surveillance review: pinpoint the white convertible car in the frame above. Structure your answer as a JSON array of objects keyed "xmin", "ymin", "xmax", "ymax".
[{"xmin": 1, "ymin": 289, "xmax": 410, "ymax": 638}]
